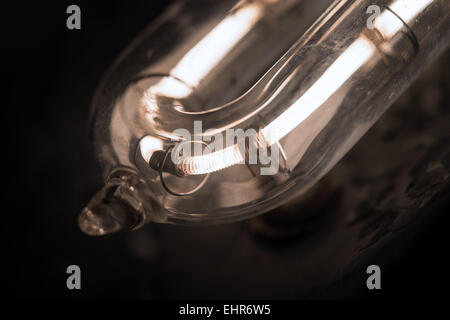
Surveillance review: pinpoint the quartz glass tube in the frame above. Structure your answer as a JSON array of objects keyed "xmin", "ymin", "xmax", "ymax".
[{"xmin": 80, "ymin": 0, "xmax": 450, "ymax": 235}]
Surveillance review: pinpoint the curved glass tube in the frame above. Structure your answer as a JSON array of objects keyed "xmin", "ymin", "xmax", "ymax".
[{"xmin": 80, "ymin": 0, "xmax": 450, "ymax": 235}]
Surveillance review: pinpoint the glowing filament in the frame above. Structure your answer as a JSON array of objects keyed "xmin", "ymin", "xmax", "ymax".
[
  {"xmin": 261, "ymin": 36, "xmax": 375, "ymax": 145},
  {"xmin": 375, "ymin": 0, "xmax": 434, "ymax": 38},
  {"xmin": 178, "ymin": 144, "xmax": 244, "ymax": 175}
]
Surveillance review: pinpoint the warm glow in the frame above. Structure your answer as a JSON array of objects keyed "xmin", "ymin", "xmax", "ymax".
[
  {"xmin": 148, "ymin": 77, "xmax": 193, "ymax": 100},
  {"xmin": 146, "ymin": 0, "xmax": 434, "ymax": 176},
  {"xmin": 261, "ymin": 36, "xmax": 375, "ymax": 145},
  {"xmin": 140, "ymin": 136, "xmax": 164, "ymax": 162},
  {"xmin": 147, "ymin": 2, "xmax": 264, "ymax": 100},
  {"xmin": 176, "ymin": 36, "xmax": 376, "ymax": 175},
  {"xmin": 170, "ymin": 3, "xmax": 264, "ymax": 88},
  {"xmin": 375, "ymin": 0, "xmax": 434, "ymax": 38},
  {"xmin": 179, "ymin": 144, "xmax": 244, "ymax": 175}
]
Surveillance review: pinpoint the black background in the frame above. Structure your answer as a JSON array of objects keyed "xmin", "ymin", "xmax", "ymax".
[{"xmin": 4, "ymin": 1, "xmax": 450, "ymax": 299}]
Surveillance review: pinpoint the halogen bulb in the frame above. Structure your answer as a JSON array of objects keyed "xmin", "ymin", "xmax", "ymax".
[{"xmin": 81, "ymin": 0, "xmax": 450, "ymax": 235}]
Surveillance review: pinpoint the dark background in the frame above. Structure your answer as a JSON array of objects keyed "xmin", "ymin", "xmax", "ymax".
[{"xmin": 4, "ymin": 1, "xmax": 450, "ymax": 299}]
